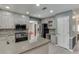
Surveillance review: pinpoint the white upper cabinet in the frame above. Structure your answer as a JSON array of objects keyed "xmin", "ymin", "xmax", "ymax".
[
  {"xmin": 14, "ymin": 14, "xmax": 29, "ymax": 25},
  {"xmin": 0, "ymin": 10, "xmax": 29, "ymax": 29},
  {"xmin": 48, "ymin": 18, "xmax": 56, "ymax": 29},
  {"xmin": 0, "ymin": 11, "xmax": 14, "ymax": 29},
  {"xmin": 42, "ymin": 17, "xmax": 56, "ymax": 29}
]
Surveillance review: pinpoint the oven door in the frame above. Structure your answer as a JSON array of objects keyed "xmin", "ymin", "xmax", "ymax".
[{"xmin": 15, "ymin": 32, "xmax": 28, "ymax": 42}]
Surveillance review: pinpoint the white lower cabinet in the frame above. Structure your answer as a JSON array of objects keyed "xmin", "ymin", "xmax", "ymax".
[
  {"xmin": 51, "ymin": 35, "xmax": 57, "ymax": 44},
  {"xmin": 0, "ymin": 36, "xmax": 15, "ymax": 54},
  {"xmin": 0, "ymin": 37, "xmax": 7, "ymax": 53},
  {"xmin": 6, "ymin": 36, "xmax": 15, "ymax": 54}
]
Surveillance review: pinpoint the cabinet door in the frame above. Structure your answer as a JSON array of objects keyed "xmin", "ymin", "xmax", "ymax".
[
  {"xmin": 48, "ymin": 18, "xmax": 56, "ymax": 29},
  {"xmin": 0, "ymin": 15, "xmax": 3, "ymax": 28},
  {"xmin": 0, "ymin": 37, "xmax": 8, "ymax": 53},
  {"xmin": 2, "ymin": 15, "xmax": 14, "ymax": 29},
  {"xmin": 0, "ymin": 11, "xmax": 14, "ymax": 29},
  {"xmin": 0, "ymin": 36, "xmax": 15, "ymax": 54},
  {"xmin": 7, "ymin": 36, "xmax": 15, "ymax": 45},
  {"xmin": 14, "ymin": 15, "xmax": 27, "ymax": 24}
]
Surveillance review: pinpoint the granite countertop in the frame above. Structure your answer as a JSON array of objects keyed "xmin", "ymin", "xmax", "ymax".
[
  {"xmin": 0, "ymin": 31, "xmax": 15, "ymax": 37},
  {"xmin": 0, "ymin": 30, "xmax": 50, "ymax": 54},
  {"xmin": 14, "ymin": 38, "xmax": 50, "ymax": 54},
  {"xmin": 2, "ymin": 39, "xmax": 50, "ymax": 54}
]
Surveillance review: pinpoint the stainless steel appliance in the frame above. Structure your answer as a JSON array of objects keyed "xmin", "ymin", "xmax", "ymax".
[{"xmin": 15, "ymin": 24, "xmax": 28, "ymax": 42}]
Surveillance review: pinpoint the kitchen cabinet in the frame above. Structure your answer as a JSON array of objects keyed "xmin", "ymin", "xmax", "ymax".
[
  {"xmin": 0, "ymin": 36, "xmax": 15, "ymax": 53},
  {"xmin": 48, "ymin": 18, "xmax": 56, "ymax": 29},
  {"xmin": 7, "ymin": 36, "xmax": 15, "ymax": 44},
  {"xmin": 0, "ymin": 10, "xmax": 30, "ymax": 29},
  {"xmin": 2, "ymin": 15, "xmax": 14, "ymax": 29},
  {"xmin": 0, "ymin": 36, "xmax": 9, "ymax": 53},
  {"xmin": 14, "ymin": 14, "xmax": 29, "ymax": 24},
  {"xmin": 0, "ymin": 11, "xmax": 14, "ymax": 29},
  {"xmin": 51, "ymin": 35, "xmax": 57, "ymax": 44}
]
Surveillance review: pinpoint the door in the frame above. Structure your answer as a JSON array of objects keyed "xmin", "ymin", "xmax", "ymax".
[
  {"xmin": 42, "ymin": 24, "xmax": 49, "ymax": 38},
  {"xmin": 57, "ymin": 16, "xmax": 69, "ymax": 49}
]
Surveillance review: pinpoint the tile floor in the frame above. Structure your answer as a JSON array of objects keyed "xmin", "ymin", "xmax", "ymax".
[
  {"xmin": 23, "ymin": 42, "xmax": 73, "ymax": 54},
  {"xmin": 49, "ymin": 43, "xmax": 73, "ymax": 54},
  {"xmin": 73, "ymin": 40, "xmax": 79, "ymax": 54}
]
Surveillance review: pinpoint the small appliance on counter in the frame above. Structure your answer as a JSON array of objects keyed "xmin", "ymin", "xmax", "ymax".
[{"xmin": 15, "ymin": 24, "xmax": 28, "ymax": 43}]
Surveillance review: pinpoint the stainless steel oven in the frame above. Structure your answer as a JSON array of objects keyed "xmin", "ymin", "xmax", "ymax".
[{"xmin": 15, "ymin": 24, "xmax": 28, "ymax": 43}]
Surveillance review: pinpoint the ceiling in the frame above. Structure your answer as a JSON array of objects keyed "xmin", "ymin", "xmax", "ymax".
[{"xmin": 0, "ymin": 4, "xmax": 79, "ymax": 18}]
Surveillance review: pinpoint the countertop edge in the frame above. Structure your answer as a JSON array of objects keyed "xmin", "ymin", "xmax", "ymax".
[{"xmin": 19, "ymin": 39, "xmax": 50, "ymax": 54}]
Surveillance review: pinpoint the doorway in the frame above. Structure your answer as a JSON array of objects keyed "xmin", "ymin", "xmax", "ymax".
[
  {"xmin": 42, "ymin": 23, "xmax": 49, "ymax": 38},
  {"xmin": 29, "ymin": 20, "xmax": 39, "ymax": 43}
]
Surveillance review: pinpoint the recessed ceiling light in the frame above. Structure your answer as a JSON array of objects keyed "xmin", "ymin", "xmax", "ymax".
[
  {"xmin": 26, "ymin": 12, "xmax": 29, "ymax": 14},
  {"xmin": 50, "ymin": 10, "xmax": 53, "ymax": 13},
  {"xmin": 36, "ymin": 4, "xmax": 40, "ymax": 6},
  {"xmin": 5, "ymin": 6, "xmax": 10, "ymax": 9}
]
